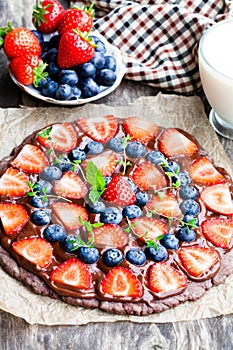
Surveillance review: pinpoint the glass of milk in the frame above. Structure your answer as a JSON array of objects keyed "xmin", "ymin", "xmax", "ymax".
[{"xmin": 199, "ymin": 20, "xmax": 233, "ymax": 139}]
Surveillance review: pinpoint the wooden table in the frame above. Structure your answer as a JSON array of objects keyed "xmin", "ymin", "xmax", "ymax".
[{"xmin": 1, "ymin": 1, "xmax": 233, "ymax": 349}]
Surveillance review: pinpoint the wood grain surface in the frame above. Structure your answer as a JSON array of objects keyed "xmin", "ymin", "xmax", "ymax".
[{"xmin": 0, "ymin": 1, "xmax": 233, "ymax": 349}]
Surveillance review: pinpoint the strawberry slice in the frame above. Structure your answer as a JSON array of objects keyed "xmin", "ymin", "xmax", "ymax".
[
  {"xmin": 53, "ymin": 172, "xmax": 88, "ymax": 199},
  {"xmin": 11, "ymin": 144, "xmax": 49, "ymax": 173},
  {"xmin": 123, "ymin": 116, "xmax": 159, "ymax": 144},
  {"xmin": 50, "ymin": 258, "xmax": 92, "ymax": 289},
  {"xmin": 0, "ymin": 167, "xmax": 29, "ymax": 197},
  {"xmin": 102, "ymin": 175, "xmax": 136, "ymax": 206},
  {"xmin": 158, "ymin": 128, "xmax": 198, "ymax": 157},
  {"xmin": 93, "ymin": 224, "xmax": 128, "ymax": 248},
  {"xmin": 178, "ymin": 246, "xmax": 219, "ymax": 277},
  {"xmin": 0, "ymin": 203, "xmax": 29, "ymax": 235},
  {"xmin": 146, "ymin": 192, "xmax": 182, "ymax": 218},
  {"xmin": 82, "ymin": 150, "xmax": 119, "ymax": 176},
  {"xmin": 131, "ymin": 161, "xmax": 167, "ymax": 191},
  {"xmin": 77, "ymin": 115, "xmax": 118, "ymax": 143},
  {"xmin": 52, "ymin": 202, "xmax": 88, "ymax": 230},
  {"xmin": 149, "ymin": 262, "xmax": 187, "ymax": 294},
  {"xmin": 37, "ymin": 123, "xmax": 77, "ymax": 152},
  {"xmin": 200, "ymin": 184, "xmax": 233, "ymax": 215},
  {"xmin": 201, "ymin": 218, "xmax": 233, "ymax": 249},
  {"xmin": 189, "ymin": 157, "xmax": 226, "ymax": 186},
  {"xmin": 100, "ymin": 266, "xmax": 143, "ymax": 298},
  {"xmin": 12, "ymin": 237, "xmax": 53, "ymax": 269},
  {"xmin": 131, "ymin": 217, "xmax": 168, "ymax": 241}
]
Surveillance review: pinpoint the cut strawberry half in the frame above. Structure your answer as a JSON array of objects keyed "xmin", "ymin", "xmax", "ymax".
[
  {"xmin": 0, "ymin": 167, "xmax": 29, "ymax": 197},
  {"xmin": 149, "ymin": 262, "xmax": 187, "ymax": 294},
  {"xmin": 201, "ymin": 218, "xmax": 233, "ymax": 249},
  {"xmin": 37, "ymin": 123, "xmax": 77, "ymax": 152},
  {"xmin": 189, "ymin": 157, "xmax": 226, "ymax": 186},
  {"xmin": 0, "ymin": 203, "xmax": 29, "ymax": 235},
  {"xmin": 178, "ymin": 246, "xmax": 220, "ymax": 277},
  {"xmin": 77, "ymin": 115, "xmax": 118, "ymax": 143},
  {"xmin": 131, "ymin": 217, "xmax": 168, "ymax": 241},
  {"xmin": 200, "ymin": 184, "xmax": 233, "ymax": 215},
  {"xmin": 102, "ymin": 175, "xmax": 136, "ymax": 206},
  {"xmin": 12, "ymin": 237, "xmax": 53, "ymax": 269},
  {"xmin": 158, "ymin": 128, "xmax": 198, "ymax": 157},
  {"xmin": 131, "ymin": 161, "xmax": 167, "ymax": 191},
  {"xmin": 146, "ymin": 192, "xmax": 182, "ymax": 218},
  {"xmin": 123, "ymin": 116, "xmax": 159, "ymax": 144},
  {"xmin": 50, "ymin": 258, "xmax": 92, "ymax": 290},
  {"xmin": 100, "ymin": 266, "xmax": 143, "ymax": 298},
  {"xmin": 93, "ymin": 224, "xmax": 128, "ymax": 248},
  {"xmin": 11, "ymin": 144, "xmax": 49, "ymax": 173},
  {"xmin": 52, "ymin": 202, "xmax": 88, "ymax": 230},
  {"xmin": 82, "ymin": 150, "xmax": 119, "ymax": 177},
  {"xmin": 53, "ymin": 172, "xmax": 88, "ymax": 199}
]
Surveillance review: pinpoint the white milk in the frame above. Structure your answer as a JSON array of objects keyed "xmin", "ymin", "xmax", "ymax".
[{"xmin": 198, "ymin": 20, "xmax": 233, "ymax": 125}]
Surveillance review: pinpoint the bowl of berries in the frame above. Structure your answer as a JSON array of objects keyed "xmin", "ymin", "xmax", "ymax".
[{"xmin": 2, "ymin": 1, "xmax": 126, "ymax": 105}]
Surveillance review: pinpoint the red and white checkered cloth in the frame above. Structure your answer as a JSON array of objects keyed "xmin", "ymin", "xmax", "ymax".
[{"xmin": 74, "ymin": 1, "xmax": 233, "ymax": 93}]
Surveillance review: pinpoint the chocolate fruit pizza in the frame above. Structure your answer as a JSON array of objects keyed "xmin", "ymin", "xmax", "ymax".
[{"xmin": 0, "ymin": 115, "xmax": 233, "ymax": 316}]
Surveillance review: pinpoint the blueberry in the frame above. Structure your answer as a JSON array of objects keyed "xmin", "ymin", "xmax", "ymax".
[
  {"xmin": 90, "ymin": 36, "xmax": 106, "ymax": 54},
  {"xmin": 126, "ymin": 141, "xmax": 146, "ymax": 158},
  {"xmin": 100, "ymin": 207, "xmax": 123, "ymax": 224},
  {"xmin": 31, "ymin": 30, "xmax": 44, "ymax": 44},
  {"xmin": 163, "ymin": 161, "xmax": 180, "ymax": 174},
  {"xmin": 31, "ymin": 210, "xmax": 51, "ymax": 226},
  {"xmin": 102, "ymin": 248, "xmax": 124, "ymax": 267},
  {"xmin": 42, "ymin": 80, "xmax": 58, "ymax": 98},
  {"xmin": 126, "ymin": 179, "xmax": 138, "ymax": 193},
  {"xmin": 90, "ymin": 52, "xmax": 105, "ymax": 70},
  {"xmin": 178, "ymin": 171, "xmax": 192, "ymax": 187},
  {"xmin": 176, "ymin": 227, "xmax": 196, "ymax": 242},
  {"xmin": 48, "ymin": 61, "xmax": 61, "ymax": 79},
  {"xmin": 76, "ymin": 246, "xmax": 99, "ymax": 264},
  {"xmin": 61, "ymin": 234, "xmax": 78, "ymax": 253},
  {"xmin": 146, "ymin": 151, "xmax": 166, "ymax": 165},
  {"xmin": 69, "ymin": 86, "xmax": 81, "ymax": 100},
  {"xmin": 85, "ymin": 141, "xmax": 104, "ymax": 154},
  {"xmin": 77, "ymin": 62, "xmax": 96, "ymax": 78},
  {"xmin": 145, "ymin": 244, "xmax": 168, "ymax": 262},
  {"xmin": 104, "ymin": 176, "xmax": 112, "ymax": 186},
  {"xmin": 180, "ymin": 199, "xmax": 200, "ymax": 215},
  {"xmin": 44, "ymin": 47, "xmax": 58, "ymax": 63},
  {"xmin": 44, "ymin": 224, "xmax": 66, "ymax": 242},
  {"xmin": 179, "ymin": 185, "xmax": 199, "ymax": 200},
  {"xmin": 37, "ymin": 76, "xmax": 51, "ymax": 91},
  {"xmin": 122, "ymin": 205, "xmax": 142, "ymax": 219},
  {"xmin": 41, "ymin": 166, "xmax": 62, "ymax": 181},
  {"xmin": 58, "ymin": 70, "xmax": 78, "ymax": 86},
  {"xmin": 160, "ymin": 234, "xmax": 179, "ymax": 250},
  {"xmin": 136, "ymin": 191, "xmax": 150, "ymax": 206},
  {"xmin": 34, "ymin": 180, "xmax": 53, "ymax": 195},
  {"xmin": 29, "ymin": 196, "xmax": 49, "ymax": 208},
  {"xmin": 86, "ymin": 201, "xmax": 106, "ymax": 214},
  {"xmin": 55, "ymin": 84, "xmax": 72, "ymax": 100},
  {"xmin": 55, "ymin": 156, "xmax": 72, "ymax": 172},
  {"xmin": 41, "ymin": 41, "xmax": 50, "ymax": 53},
  {"xmin": 106, "ymin": 137, "xmax": 124, "ymax": 152},
  {"xmin": 183, "ymin": 214, "xmax": 199, "ymax": 227},
  {"xmin": 68, "ymin": 148, "xmax": 86, "ymax": 162},
  {"xmin": 48, "ymin": 34, "xmax": 60, "ymax": 49},
  {"xmin": 79, "ymin": 78, "xmax": 100, "ymax": 98},
  {"xmin": 126, "ymin": 248, "xmax": 146, "ymax": 266},
  {"xmin": 95, "ymin": 69, "xmax": 117, "ymax": 86},
  {"xmin": 104, "ymin": 56, "xmax": 116, "ymax": 71}
]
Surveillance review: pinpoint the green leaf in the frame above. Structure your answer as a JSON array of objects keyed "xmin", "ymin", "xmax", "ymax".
[{"xmin": 89, "ymin": 189, "xmax": 101, "ymax": 203}]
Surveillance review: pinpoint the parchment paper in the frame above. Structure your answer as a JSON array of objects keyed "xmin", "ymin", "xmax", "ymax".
[{"xmin": 1, "ymin": 94, "xmax": 233, "ymax": 325}]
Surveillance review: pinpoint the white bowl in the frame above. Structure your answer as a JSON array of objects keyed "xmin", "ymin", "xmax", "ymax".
[{"xmin": 10, "ymin": 31, "xmax": 126, "ymax": 105}]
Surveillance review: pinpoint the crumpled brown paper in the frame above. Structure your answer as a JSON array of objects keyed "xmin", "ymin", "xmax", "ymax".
[{"xmin": 0, "ymin": 94, "xmax": 233, "ymax": 325}]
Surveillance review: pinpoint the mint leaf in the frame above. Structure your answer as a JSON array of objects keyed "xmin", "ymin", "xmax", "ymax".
[
  {"xmin": 86, "ymin": 161, "xmax": 106, "ymax": 203},
  {"xmin": 89, "ymin": 188, "xmax": 102, "ymax": 203}
]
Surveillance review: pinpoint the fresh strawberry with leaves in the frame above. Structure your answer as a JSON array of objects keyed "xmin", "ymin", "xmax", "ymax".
[
  {"xmin": 146, "ymin": 192, "xmax": 182, "ymax": 218},
  {"xmin": 0, "ymin": 167, "xmax": 29, "ymax": 197},
  {"xmin": 0, "ymin": 203, "xmax": 29, "ymax": 235},
  {"xmin": 50, "ymin": 258, "xmax": 92, "ymax": 289},
  {"xmin": 37, "ymin": 123, "xmax": 78, "ymax": 152},
  {"xmin": 52, "ymin": 202, "xmax": 88, "ymax": 230},
  {"xmin": 12, "ymin": 237, "xmax": 53, "ymax": 269},
  {"xmin": 189, "ymin": 157, "xmax": 226, "ymax": 186},
  {"xmin": 77, "ymin": 115, "xmax": 118, "ymax": 143},
  {"xmin": 58, "ymin": 2, "xmax": 94, "ymax": 35},
  {"xmin": 32, "ymin": 0, "xmax": 65, "ymax": 34},
  {"xmin": 158, "ymin": 128, "xmax": 198, "ymax": 157},
  {"xmin": 11, "ymin": 144, "xmax": 49, "ymax": 173},
  {"xmin": 130, "ymin": 217, "xmax": 167, "ymax": 241},
  {"xmin": 93, "ymin": 224, "xmax": 128, "ymax": 248},
  {"xmin": 149, "ymin": 262, "xmax": 187, "ymax": 294},
  {"xmin": 201, "ymin": 218, "xmax": 233, "ymax": 249},
  {"xmin": 200, "ymin": 184, "xmax": 233, "ymax": 215},
  {"xmin": 100, "ymin": 266, "xmax": 143, "ymax": 298},
  {"xmin": 54, "ymin": 172, "xmax": 88, "ymax": 199},
  {"xmin": 102, "ymin": 175, "xmax": 136, "ymax": 206},
  {"xmin": 123, "ymin": 116, "xmax": 159, "ymax": 144},
  {"xmin": 57, "ymin": 29, "xmax": 95, "ymax": 69},
  {"xmin": 82, "ymin": 150, "xmax": 119, "ymax": 177},
  {"xmin": 131, "ymin": 161, "xmax": 167, "ymax": 191},
  {"xmin": 178, "ymin": 246, "xmax": 219, "ymax": 278}
]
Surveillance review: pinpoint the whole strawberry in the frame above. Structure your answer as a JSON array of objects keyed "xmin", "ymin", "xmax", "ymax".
[
  {"xmin": 32, "ymin": 0, "xmax": 65, "ymax": 34},
  {"xmin": 57, "ymin": 30, "xmax": 95, "ymax": 69},
  {"xmin": 57, "ymin": 2, "xmax": 94, "ymax": 36}
]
